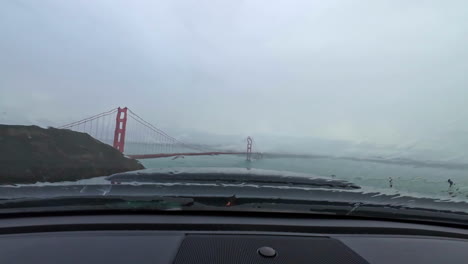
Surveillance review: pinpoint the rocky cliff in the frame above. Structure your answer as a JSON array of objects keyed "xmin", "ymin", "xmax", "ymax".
[{"xmin": 0, "ymin": 125, "xmax": 144, "ymax": 184}]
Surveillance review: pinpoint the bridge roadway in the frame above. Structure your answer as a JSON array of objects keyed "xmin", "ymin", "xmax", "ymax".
[{"xmin": 127, "ymin": 152, "xmax": 247, "ymax": 159}]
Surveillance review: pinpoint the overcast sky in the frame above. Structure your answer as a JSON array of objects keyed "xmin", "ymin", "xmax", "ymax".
[{"xmin": 1, "ymin": 0, "xmax": 468, "ymax": 154}]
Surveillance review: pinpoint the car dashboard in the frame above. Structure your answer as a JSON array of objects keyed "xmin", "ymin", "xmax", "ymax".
[{"xmin": 0, "ymin": 213, "xmax": 467, "ymax": 263}]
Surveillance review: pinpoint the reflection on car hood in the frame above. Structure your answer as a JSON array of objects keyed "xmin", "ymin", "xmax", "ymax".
[{"xmin": 106, "ymin": 167, "xmax": 361, "ymax": 189}]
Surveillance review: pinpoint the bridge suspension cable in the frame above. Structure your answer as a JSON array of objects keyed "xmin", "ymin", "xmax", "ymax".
[{"xmin": 58, "ymin": 108, "xmax": 118, "ymax": 129}]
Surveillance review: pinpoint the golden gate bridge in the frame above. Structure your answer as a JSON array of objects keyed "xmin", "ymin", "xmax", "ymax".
[{"xmin": 58, "ymin": 107, "xmax": 260, "ymax": 161}]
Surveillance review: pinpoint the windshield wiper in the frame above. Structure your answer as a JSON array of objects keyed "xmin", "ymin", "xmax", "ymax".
[
  {"xmin": 0, "ymin": 196, "xmax": 196, "ymax": 213},
  {"xmin": 1, "ymin": 195, "xmax": 467, "ymax": 228}
]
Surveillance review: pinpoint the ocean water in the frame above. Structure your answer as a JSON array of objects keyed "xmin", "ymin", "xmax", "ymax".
[{"xmin": 140, "ymin": 155, "xmax": 468, "ymax": 201}]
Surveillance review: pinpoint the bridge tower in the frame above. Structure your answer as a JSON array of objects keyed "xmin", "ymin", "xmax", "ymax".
[
  {"xmin": 113, "ymin": 107, "xmax": 128, "ymax": 153},
  {"xmin": 246, "ymin": 136, "xmax": 253, "ymax": 161}
]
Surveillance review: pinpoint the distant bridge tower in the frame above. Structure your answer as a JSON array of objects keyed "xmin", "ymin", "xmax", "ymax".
[
  {"xmin": 113, "ymin": 107, "xmax": 128, "ymax": 153},
  {"xmin": 246, "ymin": 136, "xmax": 253, "ymax": 161}
]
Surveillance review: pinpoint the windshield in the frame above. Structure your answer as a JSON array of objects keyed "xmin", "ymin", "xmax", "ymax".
[{"xmin": 1, "ymin": 0, "xmax": 468, "ymax": 222}]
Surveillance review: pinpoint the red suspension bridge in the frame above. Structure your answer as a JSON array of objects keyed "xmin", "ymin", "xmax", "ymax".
[{"xmin": 58, "ymin": 107, "xmax": 261, "ymax": 161}]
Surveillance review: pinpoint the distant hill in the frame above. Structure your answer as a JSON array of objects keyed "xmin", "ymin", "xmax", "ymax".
[{"xmin": 0, "ymin": 125, "xmax": 144, "ymax": 184}]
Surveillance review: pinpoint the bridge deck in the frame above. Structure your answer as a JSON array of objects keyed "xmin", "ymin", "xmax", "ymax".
[{"xmin": 127, "ymin": 152, "xmax": 247, "ymax": 159}]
